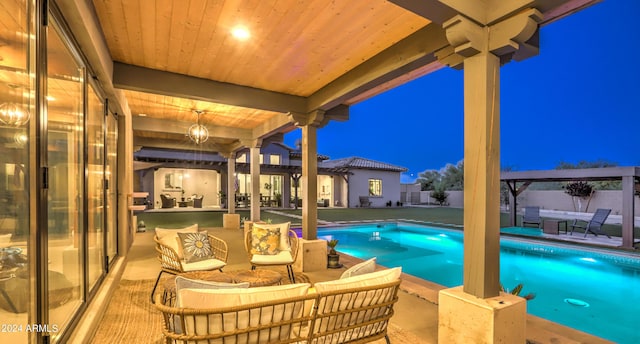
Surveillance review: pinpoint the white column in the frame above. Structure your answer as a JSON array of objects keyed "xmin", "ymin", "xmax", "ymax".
[
  {"xmin": 227, "ymin": 156, "xmax": 236, "ymax": 214},
  {"xmin": 250, "ymin": 146, "xmax": 261, "ymax": 221}
]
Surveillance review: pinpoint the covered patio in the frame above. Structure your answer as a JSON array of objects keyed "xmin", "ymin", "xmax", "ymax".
[{"xmin": 55, "ymin": 0, "xmax": 607, "ymax": 343}]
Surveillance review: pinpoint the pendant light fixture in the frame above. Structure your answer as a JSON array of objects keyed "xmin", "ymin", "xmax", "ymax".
[{"xmin": 188, "ymin": 110, "xmax": 209, "ymax": 144}]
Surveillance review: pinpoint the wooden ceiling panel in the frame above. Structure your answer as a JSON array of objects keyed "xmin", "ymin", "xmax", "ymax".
[
  {"xmin": 93, "ymin": 0, "xmax": 430, "ymax": 97},
  {"xmin": 124, "ymin": 89, "xmax": 281, "ymax": 129}
]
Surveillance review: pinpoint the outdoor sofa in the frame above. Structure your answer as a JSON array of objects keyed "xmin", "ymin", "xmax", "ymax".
[{"xmin": 154, "ymin": 265, "xmax": 402, "ymax": 344}]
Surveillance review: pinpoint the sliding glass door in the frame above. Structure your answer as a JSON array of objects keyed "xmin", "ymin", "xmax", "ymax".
[{"xmin": 46, "ymin": 18, "xmax": 85, "ymax": 336}]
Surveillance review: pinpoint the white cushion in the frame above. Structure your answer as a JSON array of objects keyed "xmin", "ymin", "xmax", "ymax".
[
  {"xmin": 253, "ymin": 222, "xmax": 291, "ymax": 251},
  {"xmin": 313, "ymin": 267, "xmax": 401, "ymax": 341},
  {"xmin": 314, "ymin": 267, "xmax": 402, "ymax": 293},
  {"xmin": 179, "ymin": 283, "xmax": 311, "ymax": 343},
  {"xmin": 175, "ymin": 276, "xmax": 249, "ymax": 307},
  {"xmin": 173, "ymin": 277, "xmax": 250, "ymax": 334},
  {"xmin": 155, "ymin": 224, "xmax": 198, "ymax": 259},
  {"xmin": 250, "ymin": 250, "xmax": 294, "ymax": 265},
  {"xmin": 340, "ymin": 257, "xmax": 376, "ymax": 279},
  {"xmin": 181, "ymin": 258, "xmax": 226, "ymax": 272}
]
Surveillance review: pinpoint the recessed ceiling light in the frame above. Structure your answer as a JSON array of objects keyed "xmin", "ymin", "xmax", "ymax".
[
  {"xmin": 139, "ymin": 113, "xmax": 147, "ymax": 117},
  {"xmin": 231, "ymin": 26, "xmax": 250, "ymax": 40}
]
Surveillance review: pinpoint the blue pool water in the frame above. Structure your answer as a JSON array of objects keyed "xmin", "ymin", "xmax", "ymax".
[{"xmin": 316, "ymin": 222, "xmax": 640, "ymax": 344}]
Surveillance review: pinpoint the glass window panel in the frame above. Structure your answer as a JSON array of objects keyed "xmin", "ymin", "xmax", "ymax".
[
  {"xmin": 106, "ymin": 112, "xmax": 117, "ymax": 262},
  {"xmin": 0, "ymin": 1, "xmax": 34, "ymax": 342},
  {"xmin": 47, "ymin": 20, "xmax": 84, "ymax": 336},
  {"xmin": 86, "ymin": 84, "xmax": 104, "ymax": 292},
  {"xmin": 368, "ymin": 179, "xmax": 382, "ymax": 197}
]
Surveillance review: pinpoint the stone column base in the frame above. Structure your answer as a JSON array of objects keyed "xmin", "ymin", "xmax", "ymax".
[
  {"xmin": 438, "ymin": 286, "xmax": 526, "ymax": 343},
  {"xmin": 294, "ymin": 239, "xmax": 327, "ymax": 272},
  {"xmin": 222, "ymin": 213, "xmax": 240, "ymax": 229}
]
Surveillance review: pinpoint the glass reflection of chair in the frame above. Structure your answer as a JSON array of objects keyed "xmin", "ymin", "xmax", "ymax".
[{"xmin": 192, "ymin": 195, "xmax": 203, "ymax": 208}]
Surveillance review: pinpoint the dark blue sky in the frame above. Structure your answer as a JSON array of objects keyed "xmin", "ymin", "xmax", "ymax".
[{"xmin": 285, "ymin": 0, "xmax": 640, "ymax": 183}]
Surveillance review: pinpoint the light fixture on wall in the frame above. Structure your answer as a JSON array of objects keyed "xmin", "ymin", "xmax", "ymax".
[{"xmin": 188, "ymin": 110, "xmax": 209, "ymax": 144}]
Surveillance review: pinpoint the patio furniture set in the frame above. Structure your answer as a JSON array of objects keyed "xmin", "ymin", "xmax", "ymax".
[
  {"xmin": 151, "ymin": 222, "xmax": 402, "ymax": 344},
  {"xmin": 521, "ymin": 206, "xmax": 612, "ymax": 237}
]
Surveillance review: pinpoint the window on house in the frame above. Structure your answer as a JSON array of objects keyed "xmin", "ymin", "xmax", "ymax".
[
  {"xmin": 237, "ymin": 154, "xmax": 246, "ymax": 163},
  {"xmin": 259, "ymin": 154, "xmax": 264, "ymax": 164},
  {"xmin": 368, "ymin": 179, "xmax": 382, "ymax": 196},
  {"xmin": 270, "ymin": 155, "xmax": 281, "ymax": 165}
]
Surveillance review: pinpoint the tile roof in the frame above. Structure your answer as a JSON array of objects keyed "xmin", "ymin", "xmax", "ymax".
[{"xmin": 321, "ymin": 157, "xmax": 407, "ymax": 172}]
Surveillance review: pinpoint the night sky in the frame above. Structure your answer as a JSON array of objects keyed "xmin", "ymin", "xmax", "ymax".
[{"xmin": 285, "ymin": 0, "xmax": 640, "ymax": 183}]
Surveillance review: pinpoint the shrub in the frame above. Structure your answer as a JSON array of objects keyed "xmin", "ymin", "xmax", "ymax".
[
  {"xmin": 430, "ymin": 188, "xmax": 449, "ymax": 206},
  {"xmin": 564, "ymin": 181, "xmax": 593, "ymax": 198}
]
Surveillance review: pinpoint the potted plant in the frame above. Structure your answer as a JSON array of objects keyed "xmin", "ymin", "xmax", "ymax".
[
  {"xmin": 218, "ymin": 190, "xmax": 227, "ymax": 208},
  {"xmin": 327, "ymin": 239, "xmax": 341, "ymax": 268}
]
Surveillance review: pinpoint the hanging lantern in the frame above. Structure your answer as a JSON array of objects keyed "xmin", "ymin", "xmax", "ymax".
[{"xmin": 0, "ymin": 102, "xmax": 30, "ymax": 126}]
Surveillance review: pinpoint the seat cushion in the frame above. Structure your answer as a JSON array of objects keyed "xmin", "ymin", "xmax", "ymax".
[
  {"xmin": 178, "ymin": 231, "xmax": 213, "ymax": 263},
  {"xmin": 250, "ymin": 250, "xmax": 294, "ymax": 265},
  {"xmin": 340, "ymin": 257, "xmax": 377, "ymax": 279},
  {"xmin": 155, "ymin": 224, "xmax": 198, "ymax": 259},
  {"xmin": 314, "ymin": 266, "xmax": 402, "ymax": 293},
  {"xmin": 175, "ymin": 276, "xmax": 249, "ymax": 307},
  {"xmin": 181, "ymin": 258, "xmax": 226, "ymax": 272},
  {"xmin": 178, "ymin": 283, "xmax": 311, "ymax": 343}
]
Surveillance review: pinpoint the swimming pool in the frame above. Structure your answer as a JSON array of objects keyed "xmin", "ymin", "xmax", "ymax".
[{"xmin": 316, "ymin": 222, "xmax": 640, "ymax": 344}]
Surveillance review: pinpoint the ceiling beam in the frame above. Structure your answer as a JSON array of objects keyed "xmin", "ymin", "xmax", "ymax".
[
  {"xmin": 307, "ymin": 24, "xmax": 449, "ymax": 110},
  {"xmin": 133, "ymin": 137, "xmax": 226, "ymax": 153},
  {"xmin": 113, "ymin": 62, "xmax": 308, "ymax": 114},
  {"xmin": 252, "ymin": 113, "xmax": 297, "ymax": 139},
  {"xmin": 388, "ymin": 0, "xmax": 458, "ymax": 24},
  {"xmin": 132, "ymin": 116, "xmax": 252, "ymax": 140}
]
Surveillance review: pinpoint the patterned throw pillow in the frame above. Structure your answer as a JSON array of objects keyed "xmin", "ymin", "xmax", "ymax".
[
  {"xmin": 251, "ymin": 226, "xmax": 281, "ymax": 255},
  {"xmin": 178, "ymin": 231, "xmax": 213, "ymax": 263}
]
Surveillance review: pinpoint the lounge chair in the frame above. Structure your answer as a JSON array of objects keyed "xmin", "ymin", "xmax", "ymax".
[
  {"xmin": 359, "ymin": 196, "xmax": 372, "ymax": 207},
  {"xmin": 160, "ymin": 194, "xmax": 175, "ymax": 208},
  {"xmin": 192, "ymin": 195, "xmax": 203, "ymax": 208},
  {"xmin": 521, "ymin": 206, "xmax": 541, "ymax": 228},
  {"xmin": 569, "ymin": 208, "xmax": 611, "ymax": 238}
]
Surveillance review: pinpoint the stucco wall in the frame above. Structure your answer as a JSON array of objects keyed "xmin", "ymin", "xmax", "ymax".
[
  {"xmin": 411, "ymin": 189, "xmax": 640, "ymax": 216},
  {"xmin": 349, "ymin": 170, "xmax": 402, "ymax": 208},
  {"xmin": 153, "ymin": 168, "xmax": 220, "ymax": 208}
]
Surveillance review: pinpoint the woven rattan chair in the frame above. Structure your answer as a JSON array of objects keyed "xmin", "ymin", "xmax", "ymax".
[
  {"xmin": 151, "ymin": 233, "xmax": 228, "ymax": 303},
  {"xmin": 244, "ymin": 223, "xmax": 299, "ymax": 283}
]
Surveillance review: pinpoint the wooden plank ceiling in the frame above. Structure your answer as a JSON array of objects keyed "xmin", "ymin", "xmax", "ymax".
[
  {"xmin": 91, "ymin": 0, "xmax": 432, "ymax": 152},
  {"xmin": 0, "ymin": 0, "xmax": 596, "ymax": 154}
]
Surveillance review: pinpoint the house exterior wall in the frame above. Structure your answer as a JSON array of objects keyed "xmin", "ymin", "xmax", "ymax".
[
  {"xmin": 258, "ymin": 144, "xmax": 291, "ymax": 165},
  {"xmin": 153, "ymin": 168, "xmax": 220, "ymax": 207},
  {"xmin": 349, "ymin": 169, "xmax": 402, "ymax": 207}
]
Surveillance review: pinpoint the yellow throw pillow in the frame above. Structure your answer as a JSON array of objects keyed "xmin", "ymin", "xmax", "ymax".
[
  {"xmin": 252, "ymin": 222, "xmax": 291, "ymax": 251},
  {"xmin": 251, "ymin": 226, "xmax": 281, "ymax": 255}
]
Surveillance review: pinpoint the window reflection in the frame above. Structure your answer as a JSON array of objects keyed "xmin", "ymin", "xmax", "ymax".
[
  {"xmin": 0, "ymin": 0, "xmax": 33, "ymax": 342},
  {"xmin": 47, "ymin": 20, "xmax": 84, "ymax": 337}
]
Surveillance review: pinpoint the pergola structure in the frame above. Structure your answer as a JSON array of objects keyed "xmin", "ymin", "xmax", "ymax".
[
  {"xmin": 502, "ymin": 167, "xmax": 639, "ymax": 249},
  {"xmin": 54, "ymin": 0, "xmax": 603, "ymax": 342}
]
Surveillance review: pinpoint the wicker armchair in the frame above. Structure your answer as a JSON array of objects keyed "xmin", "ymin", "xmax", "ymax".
[
  {"xmin": 244, "ymin": 223, "xmax": 299, "ymax": 283},
  {"xmin": 151, "ymin": 233, "xmax": 228, "ymax": 303}
]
